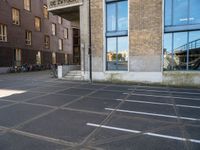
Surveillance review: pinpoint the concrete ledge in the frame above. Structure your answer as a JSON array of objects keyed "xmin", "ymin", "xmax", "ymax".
[
  {"xmin": 163, "ymin": 71, "xmax": 200, "ymax": 87},
  {"xmin": 90, "ymin": 72, "xmax": 163, "ymax": 83}
]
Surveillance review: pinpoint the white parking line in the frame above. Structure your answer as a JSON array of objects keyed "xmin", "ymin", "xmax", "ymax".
[
  {"xmin": 123, "ymin": 93, "xmax": 200, "ymax": 101},
  {"xmin": 105, "ymin": 108, "xmax": 200, "ymax": 121},
  {"xmin": 87, "ymin": 123, "xmax": 200, "ymax": 144},
  {"xmin": 128, "ymin": 89, "xmax": 200, "ymax": 95},
  {"xmin": 116, "ymin": 99, "xmax": 200, "ymax": 109}
]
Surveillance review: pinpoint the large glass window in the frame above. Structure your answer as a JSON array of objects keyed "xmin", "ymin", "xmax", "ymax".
[
  {"xmin": 164, "ymin": 31, "xmax": 200, "ymax": 71},
  {"xmin": 189, "ymin": 0, "xmax": 200, "ymax": 24},
  {"xmin": 165, "ymin": 0, "xmax": 200, "ymax": 26},
  {"xmin": 163, "ymin": 33, "xmax": 173, "ymax": 70},
  {"xmin": 106, "ymin": 0, "xmax": 128, "ymax": 71},
  {"xmin": 173, "ymin": 32, "xmax": 187, "ymax": 70},
  {"xmin": 189, "ymin": 31, "xmax": 200, "ymax": 70},
  {"xmin": 164, "ymin": 0, "xmax": 200, "ymax": 71}
]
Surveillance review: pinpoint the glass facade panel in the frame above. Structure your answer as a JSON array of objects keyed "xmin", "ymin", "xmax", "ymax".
[
  {"xmin": 117, "ymin": 36, "xmax": 128, "ymax": 70},
  {"xmin": 164, "ymin": 33, "xmax": 173, "ymax": 70},
  {"xmin": 165, "ymin": 0, "xmax": 172, "ymax": 26},
  {"xmin": 173, "ymin": 0, "xmax": 188, "ymax": 25},
  {"xmin": 189, "ymin": 31, "xmax": 200, "ymax": 70},
  {"xmin": 106, "ymin": 0, "xmax": 128, "ymax": 71},
  {"xmin": 189, "ymin": 0, "xmax": 200, "ymax": 24},
  {"xmin": 173, "ymin": 32, "xmax": 187, "ymax": 70},
  {"xmin": 107, "ymin": 37, "xmax": 117, "ymax": 70},
  {"xmin": 118, "ymin": 1, "xmax": 128, "ymax": 31},
  {"xmin": 106, "ymin": 3, "xmax": 116, "ymax": 32}
]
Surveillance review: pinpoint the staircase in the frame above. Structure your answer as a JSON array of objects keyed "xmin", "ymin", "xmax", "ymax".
[{"xmin": 63, "ymin": 70, "xmax": 83, "ymax": 81}]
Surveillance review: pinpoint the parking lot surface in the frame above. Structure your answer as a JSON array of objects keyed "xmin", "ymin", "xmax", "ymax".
[{"xmin": 0, "ymin": 71, "xmax": 200, "ymax": 150}]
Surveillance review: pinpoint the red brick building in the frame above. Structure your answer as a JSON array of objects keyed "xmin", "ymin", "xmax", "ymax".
[{"xmin": 0, "ymin": 0, "xmax": 73, "ymax": 68}]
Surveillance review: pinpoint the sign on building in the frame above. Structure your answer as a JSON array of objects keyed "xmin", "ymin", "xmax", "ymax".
[{"xmin": 47, "ymin": 0, "xmax": 83, "ymax": 11}]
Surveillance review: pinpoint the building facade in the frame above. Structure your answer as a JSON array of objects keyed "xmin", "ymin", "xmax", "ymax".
[
  {"xmin": 48, "ymin": 0, "xmax": 199, "ymax": 86},
  {"xmin": 0, "ymin": 0, "xmax": 73, "ymax": 70}
]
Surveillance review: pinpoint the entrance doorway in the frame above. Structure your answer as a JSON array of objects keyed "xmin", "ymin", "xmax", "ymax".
[{"xmin": 73, "ymin": 28, "xmax": 80, "ymax": 65}]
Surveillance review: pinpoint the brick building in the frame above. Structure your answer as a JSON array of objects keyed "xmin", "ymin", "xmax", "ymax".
[
  {"xmin": 0, "ymin": 0, "xmax": 73, "ymax": 69},
  {"xmin": 48, "ymin": 0, "xmax": 199, "ymax": 86}
]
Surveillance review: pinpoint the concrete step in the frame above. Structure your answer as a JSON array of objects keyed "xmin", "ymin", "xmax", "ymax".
[
  {"xmin": 67, "ymin": 70, "xmax": 82, "ymax": 76},
  {"xmin": 63, "ymin": 75, "xmax": 83, "ymax": 81}
]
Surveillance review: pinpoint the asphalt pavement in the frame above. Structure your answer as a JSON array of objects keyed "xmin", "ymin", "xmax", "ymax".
[{"xmin": 0, "ymin": 71, "xmax": 200, "ymax": 150}]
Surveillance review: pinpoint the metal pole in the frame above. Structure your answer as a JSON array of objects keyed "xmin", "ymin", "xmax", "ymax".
[{"xmin": 88, "ymin": 0, "xmax": 92, "ymax": 82}]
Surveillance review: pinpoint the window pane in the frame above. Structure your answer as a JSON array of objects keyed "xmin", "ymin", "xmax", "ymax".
[
  {"xmin": 118, "ymin": 1, "xmax": 128, "ymax": 31},
  {"xmin": 164, "ymin": 33, "xmax": 173, "ymax": 70},
  {"xmin": 107, "ymin": 3, "xmax": 116, "ymax": 31},
  {"xmin": 189, "ymin": 31, "xmax": 200, "ymax": 70},
  {"xmin": 107, "ymin": 37, "xmax": 117, "ymax": 70},
  {"xmin": 117, "ymin": 36, "xmax": 128, "ymax": 70},
  {"xmin": 173, "ymin": 0, "xmax": 188, "ymax": 25},
  {"xmin": 174, "ymin": 32, "xmax": 188, "ymax": 70},
  {"xmin": 165, "ymin": 0, "xmax": 172, "ymax": 26},
  {"xmin": 189, "ymin": 0, "xmax": 200, "ymax": 24}
]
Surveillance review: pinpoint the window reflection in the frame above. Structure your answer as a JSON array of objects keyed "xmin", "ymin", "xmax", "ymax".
[
  {"xmin": 107, "ymin": 38, "xmax": 117, "ymax": 70},
  {"xmin": 174, "ymin": 32, "xmax": 187, "ymax": 70},
  {"xmin": 106, "ymin": 37, "xmax": 128, "ymax": 71},
  {"xmin": 173, "ymin": 0, "xmax": 188, "ymax": 25},
  {"xmin": 163, "ymin": 33, "xmax": 173, "ymax": 70},
  {"xmin": 118, "ymin": 36, "xmax": 128, "ymax": 70},
  {"xmin": 118, "ymin": 1, "xmax": 128, "ymax": 31},
  {"xmin": 189, "ymin": 31, "xmax": 200, "ymax": 70},
  {"xmin": 165, "ymin": 0, "xmax": 172, "ymax": 26},
  {"xmin": 107, "ymin": 4, "xmax": 116, "ymax": 32},
  {"xmin": 189, "ymin": 0, "xmax": 200, "ymax": 24}
]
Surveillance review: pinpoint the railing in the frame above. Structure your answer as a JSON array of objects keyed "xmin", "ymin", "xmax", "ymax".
[{"xmin": 175, "ymin": 39, "xmax": 200, "ymax": 53}]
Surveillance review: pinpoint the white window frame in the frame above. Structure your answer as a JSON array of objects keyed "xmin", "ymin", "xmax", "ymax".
[
  {"xmin": 43, "ymin": 5, "xmax": 48, "ymax": 19},
  {"xmin": 58, "ymin": 39, "xmax": 63, "ymax": 50},
  {"xmin": 25, "ymin": 30, "xmax": 32, "ymax": 45},
  {"xmin": 12, "ymin": 8, "xmax": 20, "ymax": 25},
  {"xmin": 58, "ymin": 16, "xmax": 62, "ymax": 24},
  {"xmin": 0, "ymin": 24, "xmax": 7, "ymax": 42},
  {"xmin": 24, "ymin": 0, "xmax": 31, "ymax": 11},
  {"xmin": 64, "ymin": 28, "xmax": 68, "ymax": 39},
  {"xmin": 15, "ymin": 49, "xmax": 22, "ymax": 66},
  {"xmin": 44, "ymin": 35, "xmax": 50, "ymax": 48},
  {"xmin": 35, "ymin": 17, "xmax": 41, "ymax": 31},
  {"xmin": 52, "ymin": 23, "xmax": 56, "ymax": 35}
]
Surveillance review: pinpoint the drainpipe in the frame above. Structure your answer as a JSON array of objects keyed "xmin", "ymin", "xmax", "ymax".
[{"xmin": 88, "ymin": 0, "xmax": 92, "ymax": 83}]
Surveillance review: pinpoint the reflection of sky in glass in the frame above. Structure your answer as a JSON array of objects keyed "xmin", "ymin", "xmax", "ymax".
[
  {"xmin": 107, "ymin": 4, "xmax": 116, "ymax": 31},
  {"xmin": 164, "ymin": 33, "xmax": 172, "ymax": 53},
  {"xmin": 118, "ymin": 1, "xmax": 128, "ymax": 31},
  {"xmin": 107, "ymin": 38, "xmax": 116, "ymax": 53},
  {"xmin": 118, "ymin": 36, "xmax": 128, "ymax": 52},
  {"xmin": 190, "ymin": 0, "xmax": 200, "ymax": 24},
  {"xmin": 174, "ymin": 32, "xmax": 187, "ymax": 50},
  {"xmin": 189, "ymin": 31, "xmax": 200, "ymax": 42},
  {"xmin": 173, "ymin": 0, "xmax": 188, "ymax": 25},
  {"xmin": 165, "ymin": 0, "xmax": 172, "ymax": 26}
]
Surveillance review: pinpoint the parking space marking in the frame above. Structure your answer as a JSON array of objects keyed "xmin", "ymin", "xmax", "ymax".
[
  {"xmin": 123, "ymin": 93, "xmax": 200, "ymax": 101},
  {"xmin": 105, "ymin": 108, "xmax": 200, "ymax": 121},
  {"xmin": 116, "ymin": 99, "xmax": 200, "ymax": 109},
  {"xmin": 128, "ymin": 89, "xmax": 200, "ymax": 95},
  {"xmin": 87, "ymin": 123, "xmax": 200, "ymax": 144}
]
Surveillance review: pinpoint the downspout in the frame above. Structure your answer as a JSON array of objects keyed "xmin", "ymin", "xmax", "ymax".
[{"xmin": 88, "ymin": 0, "xmax": 92, "ymax": 82}]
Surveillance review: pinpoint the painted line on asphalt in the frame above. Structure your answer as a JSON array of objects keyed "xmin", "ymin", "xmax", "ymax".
[
  {"xmin": 116, "ymin": 99, "xmax": 200, "ymax": 109},
  {"xmin": 123, "ymin": 93, "xmax": 200, "ymax": 101},
  {"xmin": 87, "ymin": 123, "xmax": 200, "ymax": 144},
  {"xmin": 128, "ymin": 89, "xmax": 200, "ymax": 95},
  {"xmin": 105, "ymin": 108, "xmax": 200, "ymax": 121}
]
